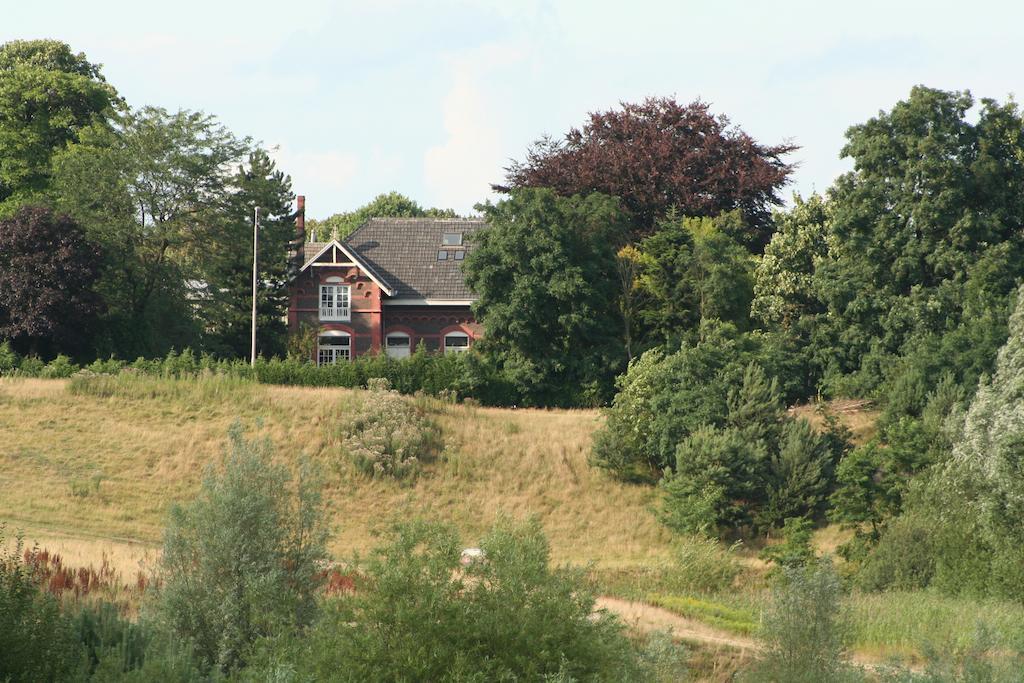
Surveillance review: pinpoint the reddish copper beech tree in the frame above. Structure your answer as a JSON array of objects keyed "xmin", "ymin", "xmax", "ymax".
[
  {"xmin": 0, "ymin": 205, "xmax": 102, "ymax": 355},
  {"xmin": 497, "ymin": 97, "xmax": 797, "ymax": 251}
]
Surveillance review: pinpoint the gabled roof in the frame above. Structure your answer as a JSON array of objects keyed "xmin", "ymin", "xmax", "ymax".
[
  {"xmin": 303, "ymin": 218, "xmax": 484, "ymax": 301},
  {"xmin": 298, "ymin": 239, "xmax": 396, "ymax": 296}
]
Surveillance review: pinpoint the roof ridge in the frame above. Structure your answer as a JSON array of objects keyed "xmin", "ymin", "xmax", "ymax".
[{"xmin": 364, "ymin": 217, "xmax": 484, "ymax": 223}]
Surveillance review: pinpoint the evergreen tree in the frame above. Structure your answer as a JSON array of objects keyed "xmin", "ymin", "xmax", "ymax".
[{"xmin": 201, "ymin": 150, "xmax": 295, "ymax": 358}]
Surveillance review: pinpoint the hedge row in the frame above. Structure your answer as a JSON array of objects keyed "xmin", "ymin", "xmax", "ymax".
[{"xmin": 0, "ymin": 342, "xmax": 508, "ymax": 403}]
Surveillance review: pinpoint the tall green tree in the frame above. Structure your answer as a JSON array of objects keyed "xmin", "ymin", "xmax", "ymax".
[
  {"xmin": 52, "ymin": 107, "xmax": 252, "ymax": 356},
  {"xmin": 201, "ymin": 150, "xmax": 295, "ymax": 358},
  {"xmin": 820, "ymin": 87, "xmax": 1024, "ymax": 382},
  {"xmin": 0, "ymin": 205, "xmax": 103, "ymax": 357},
  {"xmin": 307, "ymin": 191, "xmax": 457, "ymax": 241},
  {"xmin": 910, "ymin": 285, "xmax": 1024, "ymax": 599},
  {"xmin": 465, "ymin": 188, "xmax": 628, "ymax": 407},
  {"xmin": 0, "ymin": 39, "xmax": 118, "ymax": 213}
]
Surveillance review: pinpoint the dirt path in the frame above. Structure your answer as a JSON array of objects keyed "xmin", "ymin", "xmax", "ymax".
[
  {"xmin": 596, "ymin": 597, "xmax": 759, "ymax": 653},
  {"xmin": 597, "ymin": 596, "xmax": 911, "ymax": 673}
]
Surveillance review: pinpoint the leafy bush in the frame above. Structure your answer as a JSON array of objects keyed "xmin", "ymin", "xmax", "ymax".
[
  {"xmin": 745, "ymin": 561, "xmax": 857, "ymax": 683},
  {"xmin": 15, "ymin": 355, "xmax": 43, "ymax": 377},
  {"xmin": 0, "ymin": 527, "xmax": 84, "ymax": 682},
  {"xmin": 157, "ymin": 424, "xmax": 328, "ymax": 674},
  {"xmin": 263, "ymin": 518, "xmax": 646, "ymax": 682},
  {"xmin": 340, "ymin": 378, "xmax": 442, "ymax": 479},
  {"xmin": 658, "ymin": 363, "xmax": 846, "ymax": 536},
  {"xmin": 664, "ymin": 535, "xmax": 742, "ymax": 594},
  {"xmin": 592, "ymin": 324, "xmax": 762, "ymax": 482},
  {"xmin": 0, "ymin": 340, "xmax": 18, "ymax": 375},
  {"xmin": 760, "ymin": 516, "xmax": 817, "ymax": 570},
  {"xmin": 855, "ymin": 512, "xmax": 936, "ymax": 592},
  {"xmin": 40, "ymin": 354, "xmax": 79, "ymax": 378}
]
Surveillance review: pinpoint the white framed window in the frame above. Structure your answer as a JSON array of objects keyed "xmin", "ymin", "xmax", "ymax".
[
  {"xmin": 319, "ymin": 282, "xmax": 351, "ymax": 321},
  {"xmin": 443, "ymin": 331, "xmax": 470, "ymax": 354},
  {"xmin": 318, "ymin": 332, "xmax": 351, "ymax": 365},
  {"xmin": 385, "ymin": 332, "xmax": 411, "ymax": 359},
  {"xmin": 442, "ymin": 232, "xmax": 463, "ymax": 246}
]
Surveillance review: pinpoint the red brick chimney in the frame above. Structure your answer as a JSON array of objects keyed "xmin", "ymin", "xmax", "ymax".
[{"xmin": 296, "ymin": 195, "xmax": 306, "ymax": 243}]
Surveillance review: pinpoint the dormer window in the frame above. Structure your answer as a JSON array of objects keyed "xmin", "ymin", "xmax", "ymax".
[{"xmin": 442, "ymin": 233, "xmax": 463, "ymax": 246}]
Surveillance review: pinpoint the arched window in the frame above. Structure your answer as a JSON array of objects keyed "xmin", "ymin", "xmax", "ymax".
[
  {"xmin": 385, "ymin": 332, "xmax": 411, "ymax": 359},
  {"xmin": 318, "ymin": 331, "xmax": 351, "ymax": 365},
  {"xmin": 443, "ymin": 331, "xmax": 470, "ymax": 354}
]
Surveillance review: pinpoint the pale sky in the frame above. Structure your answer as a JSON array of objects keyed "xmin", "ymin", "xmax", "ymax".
[{"xmin": 5, "ymin": 0, "xmax": 1022, "ymax": 218}]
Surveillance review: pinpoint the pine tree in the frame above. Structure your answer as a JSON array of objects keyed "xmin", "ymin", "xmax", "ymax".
[{"xmin": 201, "ymin": 150, "xmax": 295, "ymax": 358}]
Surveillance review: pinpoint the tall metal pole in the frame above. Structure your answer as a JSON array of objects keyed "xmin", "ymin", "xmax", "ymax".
[{"xmin": 250, "ymin": 206, "xmax": 259, "ymax": 366}]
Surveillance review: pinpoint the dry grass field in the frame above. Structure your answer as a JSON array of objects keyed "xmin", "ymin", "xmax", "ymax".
[{"xmin": 0, "ymin": 376, "xmax": 672, "ymax": 569}]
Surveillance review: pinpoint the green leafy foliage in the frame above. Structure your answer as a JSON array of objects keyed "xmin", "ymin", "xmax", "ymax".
[
  {"xmin": 465, "ymin": 188, "xmax": 629, "ymax": 407},
  {"xmin": 0, "ymin": 39, "xmax": 119, "ymax": 213},
  {"xmin": 760, "ymin": 517, "xmax": 817, "ymax": 570},
  {"xmin": 0, "ymin": 528, "xmax": 85, "ymax": 681},
  {"xmin": 263, "ymin": 518, "xmax": 646, "ymax": 682},
  {"xmin": 631, "ymin": 211, "xmax": 755, "ymax": 349},
  {"xmin": 744, "ymin": 562, "xmax": 855, "ymax": 683},
  {"xmin": 53, "ymin": 106, "xmax": 252, "ymax": 357},
  {"xmin": 199, "ymin": 150, "xmax": 295, "ymax": 358},
  {"xmin": 306, "ymin": 191, "xmax": 457, "ymax": 241},
  {"xmin": 157, "ymin": 424, "xmax": 328, "ymax": 673},
  {"xmin": 887, "ymin": 285, "xmax": 1024, "ymax": 601}
]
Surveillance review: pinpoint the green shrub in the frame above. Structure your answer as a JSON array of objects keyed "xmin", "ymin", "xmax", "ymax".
[
  {"xmin": 267, "ymin": 518, "xmax": 644, "ymax": 681},
  {"xmin": 660, "ymin": 425, "xmax": 766, "ymax": 535},
  {"xmin": 40, "ymin": 354, "xmax": 79, "ymax": 378},
  {"xmin": 760, "ymin": 516, "xmax": 817, "ymax": 570},
  {"xmin": 0, "ymin": 341, "xmax": 19, "ymax": 375},
  {"xmin": 0, "ymin": 527, "xmax": 85, "ymax": 681},
  {"xmin": 745, "ymin": 561, "xmax": 858, "ymax": 683},
  {"xmin": 664, "ymin": 535, "xmax": 742, "ymax": 594},
  {"xmin": 15, "ymin": 355, "xmax": 43, "ymax": 377},
  {"xmin": 157, "ymin": 424, "xmax": 328, "ymax": 674},
  {"xmin": 340, "ymin": 378, "xmax": 442, "ymax": 479}
]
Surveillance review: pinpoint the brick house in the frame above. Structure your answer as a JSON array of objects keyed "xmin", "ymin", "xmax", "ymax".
[{"xmin": 288, "ymin": 196, "xmax": 484, "ymax": 364}]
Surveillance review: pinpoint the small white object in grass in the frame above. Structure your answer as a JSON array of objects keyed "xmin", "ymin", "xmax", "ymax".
[{"xmin": 460, "ymin": 547, "xmax": 485, "ymax": 565}]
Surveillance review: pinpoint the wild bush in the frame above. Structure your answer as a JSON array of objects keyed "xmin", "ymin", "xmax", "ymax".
[
  {"xmin": 0, "ymin": 340, "xmax": 18, "ymax": 374},
  {"xmin": 340, "ymin": 378, "xmax": 442, "ymax": 479},
  {"xmin": 659, "ymin": 363, "xmax": 845, "ymax": 536},
  {"xmin": 760, "ymin": 516, "xmax": 817, "ymax": 570},
  {"xmin": 262, "ymin": 518, "xmax": 648, "ymax": 682},
  {"xmin": 745, "ymin": 561, "xmax": 857, "ymax": 683},
  {"xmin": 0, "ymin": 527, "xmax": 85, "ymax": 682},
  {"xmin": 157, "ymin": 424, "xmax": 328, "ymax": 674},
  {"xmin": 40, "ymin": 354, "xmax": 79, "ymax": 378},
  {"xmin": 664, "ymin": 535, "xmax": 741, "ymax": 594}
]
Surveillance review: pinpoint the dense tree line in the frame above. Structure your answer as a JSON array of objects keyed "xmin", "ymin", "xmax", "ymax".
[{"xmin": 0, "ymin": 39, "xmax": 297, "ymax": 359}]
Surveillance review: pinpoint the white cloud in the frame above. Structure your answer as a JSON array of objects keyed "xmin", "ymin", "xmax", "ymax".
[
  {"xmin": 424, "ymin": 43, "xmax": 526, "ymax": 213},
  {"xmin": 269, "ymin": 145, "xmax": 358, "ymax": 215}
]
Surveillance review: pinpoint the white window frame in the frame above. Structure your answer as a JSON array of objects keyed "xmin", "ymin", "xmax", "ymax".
[
  {"xmin": 318, "ymin": 331, "xmax": 351, "ymax": 365},
  {"xmin": 385, "ymin": 332, "xmax": 411, "ymax": 359},
  {"xmin": 443, "ymin": 331, "xmax": 470, "ymax": 354},
  {"xmin": 319, "ymin": 280, "xmax": 351, "ymax": 321}
]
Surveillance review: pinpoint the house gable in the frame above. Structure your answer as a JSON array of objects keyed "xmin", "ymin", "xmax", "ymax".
[{"xmin": 299, "ymin": 239, "xmax": 396, "ymax": 296}]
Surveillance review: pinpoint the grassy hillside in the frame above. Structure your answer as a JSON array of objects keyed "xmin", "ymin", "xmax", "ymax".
[{"xmin": 0, "ymin": 376, "xmax": 672, "ymax": 569}]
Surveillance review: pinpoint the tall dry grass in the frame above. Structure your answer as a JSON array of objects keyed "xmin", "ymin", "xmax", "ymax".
[{"xmin": 0, "ymin": 376, "xmax": 671, "ymax": 566}]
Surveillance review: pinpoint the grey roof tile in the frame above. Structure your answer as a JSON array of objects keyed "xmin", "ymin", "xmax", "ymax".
[{"xmin": 341, "ymin": 218, "xmax": 483, "ymax": 300}]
